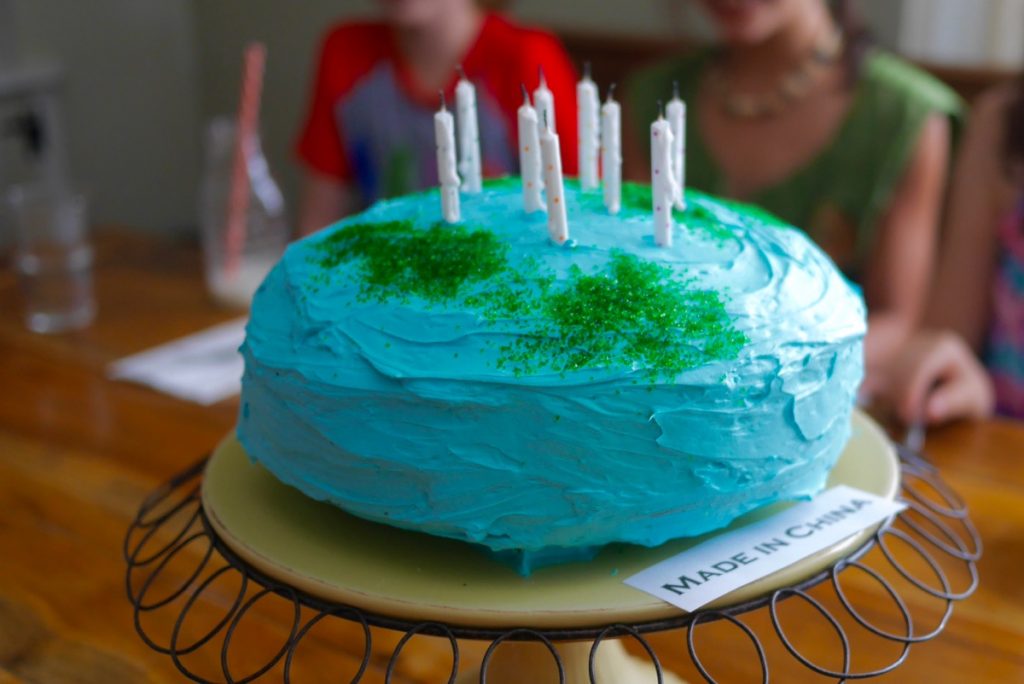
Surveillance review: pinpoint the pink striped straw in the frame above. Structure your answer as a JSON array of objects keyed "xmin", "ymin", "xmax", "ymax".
[{"xmin": 224, "ymin": 42, "xmax": 267, "ymax": 278}]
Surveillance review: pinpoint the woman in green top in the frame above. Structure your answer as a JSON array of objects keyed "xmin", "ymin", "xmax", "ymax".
[{"xmin": 626, "ymin": 0, "xmax": 962, "ymax": 387}]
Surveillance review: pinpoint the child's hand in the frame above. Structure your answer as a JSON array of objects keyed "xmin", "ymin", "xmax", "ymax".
[{"xmin": 887, "ymin": 330, "xmax": 995, "ymax": 426}]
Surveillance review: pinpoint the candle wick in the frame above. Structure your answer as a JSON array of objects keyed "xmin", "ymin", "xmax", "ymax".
[
  {"xmin": 520, "ymin": 83, "xmax": 530, "ymax": 106},
  {"xmin": 538, "ymin": 65, "xmax": 546, "ymax": 87},
  {"xmin": 657, "ymin": 100, "xmax": 664, "ymax": 119},
  {"xmin": 584, "ymin": 61, "xmax": 592, "ymax": 80},
  {"xmin": 456, "ymin": 64, "xmax": 466, "ymax": 80},
  {"xmin": 606, "ymin": 83, "xmax": 617, "ymax": 103},
  {"xmin": 672, "ymin": 80, "xmax": 680, "ymax": 100},
  {"xmin": 439, "ymin": 90, "xmax": 447, "ymax": 111}
]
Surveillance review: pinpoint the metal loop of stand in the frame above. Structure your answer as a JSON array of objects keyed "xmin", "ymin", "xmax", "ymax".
[{"xmin": 124, "ymin": 446, "xmax": 981, "ymax": 683}]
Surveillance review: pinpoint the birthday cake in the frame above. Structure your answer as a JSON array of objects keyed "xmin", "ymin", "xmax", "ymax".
[{"xmin": 237, "ymin": 179, "xmax": 866, "ymax": 574}]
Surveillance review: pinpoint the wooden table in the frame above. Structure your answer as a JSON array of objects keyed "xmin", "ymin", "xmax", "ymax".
[{"xmin": 0, "ymin": 232, "xmax": 1021, "ymax": 683}]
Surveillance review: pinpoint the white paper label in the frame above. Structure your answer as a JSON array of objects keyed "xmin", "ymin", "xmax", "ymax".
[
  {"xmin": 108, "ymin": 318, "xmax": 247, "ymax": 405},
  {"xmin": 625, "ymin": 485, "xmax": 905, "ymax": 612}
]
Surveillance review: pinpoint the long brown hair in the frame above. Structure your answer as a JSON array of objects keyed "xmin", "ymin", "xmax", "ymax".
[
  {"xmin": 832, "ymin": 0, "xmax": 872, "ymax": 83},
  {"xmin": 1005, "ymin": 80, "xmax": 1024, "ymax": 176}
]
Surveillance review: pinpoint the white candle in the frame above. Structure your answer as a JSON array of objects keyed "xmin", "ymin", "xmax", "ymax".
[
  {"xmin": 577, "ymin": 63, "xmax": 600, "ymax": 190},
  {"xmin": 455, "ymin": 67, "xmax": 482, "ymax": 193},
  {"xmin": 601, "ymin": 86, "xmax": 621, "ymax": 215},
  {"xmin": 517, "ymin": 85, "xmax": 545, "ymax": 213},
  {"xmin": 533, "ymin": 68, "xmax": 556, "ymax": 135},
  {"xmin": 540, "ymin": 115, "xmax": 569, "ymax": 244},
  {"xmin": 434, "ymin": 94, "xmax": 461, "ymax": 223},
  {"xmin": 651, "ymin": 113, "xmax": 677, "ymax": 247},
  {"xmin": 667, "ymin": 82, "xmax": 687, "ymax": 211}
]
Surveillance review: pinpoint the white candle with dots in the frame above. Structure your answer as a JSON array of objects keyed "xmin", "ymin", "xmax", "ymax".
[
  {"xmin": 455, "ymin": 66, "xmax": 482, "ymax": 193},
  {"xmin": 577, "ymin": 62, "xmax": 600, "ymax": 190},
  {"xmin": 666, "ymin": 81, "xmax": 687, "ymax": 211},
  {"xmin": 517, "ymin": 84, "xmax": 545, "ymax": 213},
  {"xmin": 651, "ymin": 107, "xmax": 677, "ymax": 247},
  {"xmin": 540, "ymin": 112, "xmax": 569, "ymax": 244},
  {"xmin": 434, "ymin": 92, "xmax": 461, "ymax": 223},
  {"xmin": 601, "ymin": 84, "xmax": 621, "ymax": 215},
  {"xmin": 533, "ymin": 67, "xmax": 556, "ymax": 136}
]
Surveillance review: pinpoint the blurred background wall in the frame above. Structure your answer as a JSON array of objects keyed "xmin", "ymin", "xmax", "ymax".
[
  {"xmin": 1, "ymin": 0, "xmax": 1022, "ymax": 237},
  {"xmin": 900, "ymin": 0, "xmax": 1024, "ymax": 67},
  {"xmin": 7, "ymin": 0, "xmax": 201, "ymax": 233}
]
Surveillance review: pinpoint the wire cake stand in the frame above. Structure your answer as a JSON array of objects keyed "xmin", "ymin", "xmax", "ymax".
[{"xmin": 124, "ymin": 411, "xmax": 981, "ymax": 682}]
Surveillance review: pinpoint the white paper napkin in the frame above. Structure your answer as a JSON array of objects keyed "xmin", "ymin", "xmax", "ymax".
[{"xmin": 108, "ymin": 318, "xmax": 247, "ymax": 405}]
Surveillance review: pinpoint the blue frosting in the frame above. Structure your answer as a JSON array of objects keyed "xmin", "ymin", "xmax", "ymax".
[{"xmin": 238, "ymin": 181, "xmax": 866, "ymax": 574}]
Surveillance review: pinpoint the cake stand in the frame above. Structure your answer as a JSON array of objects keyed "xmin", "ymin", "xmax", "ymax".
[{"xmin": 124, "ymin": 411, "xmax": 981, "ymax": 682}]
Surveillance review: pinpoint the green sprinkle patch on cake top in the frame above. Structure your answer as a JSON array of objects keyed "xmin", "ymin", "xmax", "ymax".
[
  {"xmin": 502, "ymin": 253, "xmax": 747, "ymax": 376},
  {"xmin": 314, "ymin": 220, "xmax": 508, "ymax": 302},
  {"xmin": 312, "ymin": 221, "xmax": 747, "ymax": 378}
]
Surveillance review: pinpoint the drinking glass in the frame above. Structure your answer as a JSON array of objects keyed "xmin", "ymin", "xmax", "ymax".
[
  {"xmin": 199, "ymin": 118, "xmax": 288, "ymax": 309},
  {"xmin": 7, "ymin": 185, "xmax": 95, "ymax": 333}
]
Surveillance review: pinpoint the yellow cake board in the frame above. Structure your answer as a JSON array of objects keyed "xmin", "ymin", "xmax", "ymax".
[{"xmin": 202, "ymin": 410, "xmax": 898, "ymax": 630}]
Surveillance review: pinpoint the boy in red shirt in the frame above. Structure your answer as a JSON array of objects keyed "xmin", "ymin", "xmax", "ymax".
[{"xmin": 296, "ymin": 0, "xmax": 579, "ymax": 234}]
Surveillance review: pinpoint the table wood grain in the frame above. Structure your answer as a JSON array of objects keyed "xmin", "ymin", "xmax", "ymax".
[{"xmin": 0, "ymin": 232, "xmax": 1021, "ymax": 682}]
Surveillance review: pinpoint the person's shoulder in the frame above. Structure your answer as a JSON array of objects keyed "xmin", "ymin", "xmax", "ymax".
[
  {"xmin": 318, "ymin": 20, "xmax": 390, "ymax": 55},
  {"xmin": 628, "ymin": 50, "xmax": 712, "ymax": 92},
  {"xmin": 476, "ymin": 13, "xmax": 576, "ymax": 90},
  {"xmin": 312, "ymin": 20, "xmax": 391, "ymax": 94},
  {"xmin": 479, "ymin": 12, "xmax": 565, "ymax": 54},
  {"xmin": 626, "ymin": 49, "xmax": 712, "ymax": 106},
  {"xmin": 624, "ymin": 49, "xmax": 709, "ymax": 124},
  {"xmin": 860, "ymin": 50, "xmax": 964, "ymax": 118}
]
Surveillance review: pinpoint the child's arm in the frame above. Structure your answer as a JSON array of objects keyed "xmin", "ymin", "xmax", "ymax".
[
  {"xmin": 925, "ymin": 87, "xmax": 1012, "ymax": 350},
  {"xmin": 861, "ymin": 114, "xmax": 951, "ymax": 375},
  {"xmin": 879, "ymin": 86, "xmax": 1016, "ymax": 426}
]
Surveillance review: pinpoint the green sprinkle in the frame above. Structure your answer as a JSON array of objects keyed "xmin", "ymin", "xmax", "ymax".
[
  {"xmin": 314, "ymin": 220, "xmax": 507, "ymax": 302},
  {"xmin": 488, "ymin": 252, "xmax": 747, "ymax": 379},
  {"xmin": 309, "ymin": 216, "xmax": 747, "ymax": 381}
]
